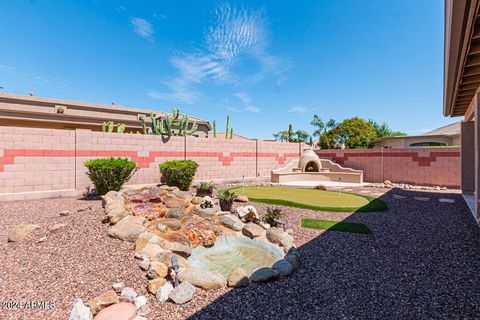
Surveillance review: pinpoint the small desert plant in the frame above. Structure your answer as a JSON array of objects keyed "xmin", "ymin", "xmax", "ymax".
[
  {"xmin": 159, "ymin": 160, "xmax": 199, "ymax": 191},
  {"xmin": 218, "ymin": 189, "xmax": 236, "ymax": 211},
  {"xmin": 82, "ymin": 185, "xmax": 98, "ymax": 199},
  {"xmin": 84, "ymin": 158, "xmax": 137, "ymax": 195},
  {"xmin": 263, "ymin": 207, "xmax": 284, "ymax": 226},
  {"xmin": 195, "ymin": 182, "xmax": 214, "ymax": 197}
]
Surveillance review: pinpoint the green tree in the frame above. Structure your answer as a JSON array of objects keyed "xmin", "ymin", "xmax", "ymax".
[
  {"xmin": 310, "ymin": 115, "xmax": 337, "ymax": 149},
  {"xmin": 368, "ymin": 119, "xmax": 406, "ymax": 138},
  {"xmin": 273, "ymin": 127, "xmax": 310, "ymax": 143},
  {"xmin": 331, "ymin": 117, "xmax": 377, "ymax": 149}
]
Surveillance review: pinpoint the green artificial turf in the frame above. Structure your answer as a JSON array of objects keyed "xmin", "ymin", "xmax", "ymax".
[
  {"xmin": 227, "ymin": 186, "xmax": 387, "ymax": 213},
  {"xmin": 301, "ymin": 218, "xmax": 372, "ymax": 234}
]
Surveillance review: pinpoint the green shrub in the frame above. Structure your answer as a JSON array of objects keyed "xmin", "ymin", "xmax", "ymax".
[
  {"xmin": 159, "ymin": 160, "xmax": 199, "ymax": 191},
  {"xmin": 84, "ymin": 157, "xmax": 137, "ymax": 195}
]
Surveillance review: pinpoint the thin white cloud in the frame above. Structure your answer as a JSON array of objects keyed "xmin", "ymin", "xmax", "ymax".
[
  {"xmin": 131, "ymin": 17, "xmax": 154, "ymax": 41},
  {"xmin": 150, "ymin": 3, "xmax": 289, "ymax": 105},
  {"xmin": 289, "ymin": 105, "xmax": 308, "ymax": 113},
  {"xmin": 234, "ymin": 91, "xmax": 260, "ymax": 113},
  {"xmin": 0, "ymin": 65, "xmax": 15, "ymax": 73}
]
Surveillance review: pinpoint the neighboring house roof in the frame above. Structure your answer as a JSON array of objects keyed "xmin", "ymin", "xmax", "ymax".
[
  {"xmin": 423, "ymin": 121, "xmax": 461, "ymax": 136},
  {"xmin": 0, "ymin": 92, "xmax": 211, "ymax": 130},
  {"xmin": 443, "ymin": 0, "xmax": 480, "ymax": 118},
  {"xmin": 369, "ymin": 121, "xmax": 461, "ymax": 145}
]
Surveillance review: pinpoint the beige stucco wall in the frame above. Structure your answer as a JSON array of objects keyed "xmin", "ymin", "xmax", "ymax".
[{"xmin": 371, "ymin": 135, "xmax": 458, "ymax": 148}]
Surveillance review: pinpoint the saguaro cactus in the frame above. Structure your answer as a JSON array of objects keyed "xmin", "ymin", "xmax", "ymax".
[
  {"xmin": 225, "ymin": 115, "xmax": 230, "ymax": 139},
  {"xmin": 213, "ymin": 120, "xmax": 217, "ymax": 138}
]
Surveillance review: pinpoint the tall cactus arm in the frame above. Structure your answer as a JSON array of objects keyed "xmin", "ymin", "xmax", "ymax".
[
  {"xmin": 230, "ymin": 128, "xmax": 233, "ymax": 139},
  {"xmin": 107, "ymin": 121, "xmax": 114, "ymax": 133},
  {"xmin": 213, "ymin": 120, "xmax": 217, "ymax": 138},
  {"xmin": 225, "ymin": 115, "xmax": 230, "ymax": 139},
  {"xmin": 186, "ymin": 121, "xmax": 198, "ymax": 135},
  {"xmin": 150, "ymin": 112, "xmax": 158, "ymax": 134},
  {"xmin": 102, "ymin": 121, "xmax": 107, "ymax": 132},
  {"xmin": 140, "ymin": 116, "xmax": 148, "ymax": 134}
]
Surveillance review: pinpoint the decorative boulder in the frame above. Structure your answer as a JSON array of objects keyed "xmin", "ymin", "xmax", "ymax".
[
  {"xmin": 236, "ymin": 205, "xmax": 259, "ymax": 222},
  {"xmin": 69, "ymin": 299, "xmax": 93, "ymax": 320},
  {"xmin": 87, "ymin": 290, "xmax": 119, "ymax": 315},
  {"xmin": 227, "ymin": 267, "xmax": 250, "ymax": 287},
  {"xmin": 103, "ymin": 202, "xmax": 129, "ymax": 225},
  {"xmin": 266, "ymin": 227, "xmax": 294, "ymax": 247},
  {"xmin": 220, "ymin": 214, "xmax": 245, "ymax": 231},
  {"xmin": 178, "ymin": 267, "xmax": 226, "ymax": 290},
  {"xmin": 108, "ymin": 216, "xmax": 148, "ymax": 242},
  {"xmin": 250, "ymin": 267, "xmax": 279, "ymax": 283},
  {"xmin": 147, "ymin": 261, "xmax": 169, "ymax": 279},
  {"xmin": 242, "ymin": 223, "xmax": 265, "ymax": 239},
  {"xmin": 120, "ymin": 288, "xmax": 137, "ymax": 303},
  {"xmin": 156, "ymin": 282, "xmax": 174, "ymax": 302},
  {"xmin": 8, "ymin": 224, "xmax": 39, "ymax": 242},
  {"xmin": 234, "ymin": 195, "xmax": 249, "ymax": 202},
  {"xmin": 272, "ymin": 260, "xmax": 294, "ymax": 277},
  {"xmin": 168, "ymin": 282, "xmax": 196, "ymax": 304}
]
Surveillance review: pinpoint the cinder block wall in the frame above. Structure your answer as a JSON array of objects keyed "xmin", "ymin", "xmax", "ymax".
[
  {"xmin": 315, "ymin": 148, "xmax": 461, "ymax": 187},
  {"xmin": 0, "ymin": 126, "xmax": 301, "ymax": 201}
]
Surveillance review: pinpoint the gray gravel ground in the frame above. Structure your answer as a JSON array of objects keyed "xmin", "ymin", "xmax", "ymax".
[{"xmin": 1, "ymin": 187, "xmax": 479, "ymax": 320}]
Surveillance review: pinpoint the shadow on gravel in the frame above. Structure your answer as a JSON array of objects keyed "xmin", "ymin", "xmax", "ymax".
[{"xmin": 188, "ymin": 189, "xmax": 480, "ymax": 320}]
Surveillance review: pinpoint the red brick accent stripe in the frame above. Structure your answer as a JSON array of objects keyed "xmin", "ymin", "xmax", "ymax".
[
  {"xmin": 316, "ymin": 151, "xmax": 461, "ymax": 167},
  {"xmin": 0, "ymin": 149, "xmax": 299, "ymax": 171}
]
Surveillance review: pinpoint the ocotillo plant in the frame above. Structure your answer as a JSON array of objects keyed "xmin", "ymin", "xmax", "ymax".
[{"xmin": 225, "ymin": 115, "xmax": 230, "ymax": 139}]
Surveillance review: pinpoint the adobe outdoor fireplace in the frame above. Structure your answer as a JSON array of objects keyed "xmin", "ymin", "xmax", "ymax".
[{"xmin": 271, "ymin": 148, "xmax": 363, "ymax": 184}]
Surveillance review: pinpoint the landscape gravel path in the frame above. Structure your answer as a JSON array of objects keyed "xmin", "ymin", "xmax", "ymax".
[{"xmin": 0, "ymin": 187, "xmax": 479, "ymax": 319}]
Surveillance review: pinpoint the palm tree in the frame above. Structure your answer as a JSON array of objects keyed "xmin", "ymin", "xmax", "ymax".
[{"xmin": 311, "ymin": 115, "xmax": 337, "ymax": 149}]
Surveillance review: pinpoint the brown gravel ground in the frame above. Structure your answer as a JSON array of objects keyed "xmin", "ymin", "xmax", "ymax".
[{"xmin": 1, "ymin": 187, "xmax": 480, "ymax": 320}]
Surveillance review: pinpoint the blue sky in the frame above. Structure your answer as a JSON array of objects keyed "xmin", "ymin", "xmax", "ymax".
[{"xmin": 0, "ymin": 1, "xmax": 449, "ymax": 138}]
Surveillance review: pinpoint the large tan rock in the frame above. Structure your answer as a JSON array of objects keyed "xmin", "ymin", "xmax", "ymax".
[
  {"xmin": 8, "ymin": 224, "xmax": 39, "ymax": 242},
  {"xmin": 104, "ymin": 202, "xmax": 130, "ymax": 225},
  {"xmin": 178, "ymin": 267, "xmax": 226, "ymax": 290},
  {"xmin": 156, "ymin": 251, "xmax": 190, "ymax": 270},
  {"xmin": 147, "ymin": 278, "xmax": 167, "ymax": 294},
  {"xmin": 87, "ymin": 290, "xmax": 119, "ymax": 315},
  {"xmin": 147, "ymin": 261, "xmax": 169, "ymax": 279},
  {"xmin": 108, "ymin": 216, "xmax": 148, "ymax": 242},
  {"xmin": 227, "ymin": 267, "xmax": 250, "ymax": 287},
  {"xmin": 242, "ymin": 223, "xmax": 265, "ymax": 238}
]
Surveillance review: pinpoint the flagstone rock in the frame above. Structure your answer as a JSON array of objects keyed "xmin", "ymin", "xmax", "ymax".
[
  {"xmin": 162, "ymin": 194, "xmax": 188, "ymax": 208},
  {"xmin": 93, "ymin": 302, "xmax": 136, "ymax": 320},
  {"xmin": 8, "ymin": 224, "xmax": 39, "ymax": 242}
]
